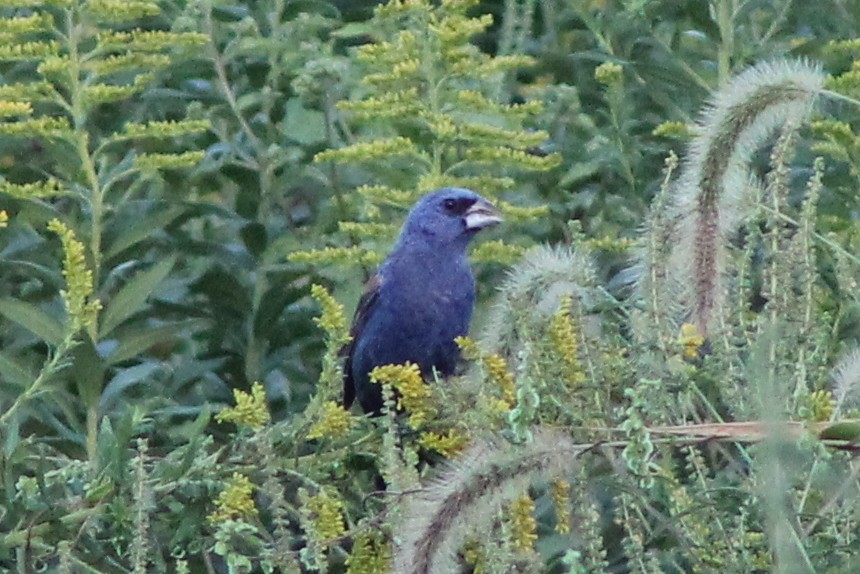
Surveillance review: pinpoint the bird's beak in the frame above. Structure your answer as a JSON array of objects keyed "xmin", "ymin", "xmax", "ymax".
[{"xmin": 464, "ymin": 198, "xmax": 503, "ymax": 231}]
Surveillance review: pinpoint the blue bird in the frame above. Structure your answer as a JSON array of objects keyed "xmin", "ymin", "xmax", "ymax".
[{"xmin": 342, "ymin": 188, "xmax": 503, "ymax": 414}]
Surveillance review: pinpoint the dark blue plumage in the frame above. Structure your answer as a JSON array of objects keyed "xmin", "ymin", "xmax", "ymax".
[{"xmin": 342, "ymin": 188, "xmax": 502, "ymax": 413}]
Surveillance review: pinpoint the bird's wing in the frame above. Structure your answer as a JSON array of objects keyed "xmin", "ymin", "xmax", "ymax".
[{"xmin": 341, "ymin": 272, "xmax": 384, "ymax": 408}]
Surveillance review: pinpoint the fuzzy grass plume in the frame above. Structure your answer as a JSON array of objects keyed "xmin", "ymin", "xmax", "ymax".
[
  {"xmin": 393, "ymin": 427, "xmax": 580, "ymax": 574},
  {"xmin": 831, "ymin": 348, "xmax": 860, "ymax": 417},
  {"xmin": 482, "ymin": 245, "xmax": 597, "ymax": 361},
  {"xmin": 657, "ymin": 59, "xmax": 824, "ymax": 334}
]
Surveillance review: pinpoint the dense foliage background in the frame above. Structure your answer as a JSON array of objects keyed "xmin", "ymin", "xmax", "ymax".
[{"xmin": 2, "ymin": 0, "xmax": 860, "ymax": 572}]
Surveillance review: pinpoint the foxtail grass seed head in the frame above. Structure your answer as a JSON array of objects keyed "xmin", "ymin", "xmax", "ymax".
[{"xmin": 658, "ymin": 59, "xmax": 824, "ymax": 334}]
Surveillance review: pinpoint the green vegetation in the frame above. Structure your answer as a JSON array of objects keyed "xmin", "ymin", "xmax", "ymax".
[{"xmin": 2, "ymin": 0, "xmax": 860, "ymax": 572}]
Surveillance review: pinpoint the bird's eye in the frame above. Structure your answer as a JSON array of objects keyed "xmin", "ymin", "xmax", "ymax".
[{"xmin": 443, "ymin": 198, "xmax": 457, "ymax": 211}]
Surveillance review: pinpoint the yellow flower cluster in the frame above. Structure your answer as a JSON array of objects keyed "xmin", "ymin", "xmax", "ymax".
[
  {"xmin": 825, "ymin": 38, "xmax": 860, "ymax": 54},
  {"xmin": 803, "ymin": 389, "xmax": 835, "ymax": 422},
  {"xmin": 461, "ymin": 539, "xmax": 488, "ymax": 573},
  {"xmin": 417, "ymin": 174, "xmax": 515, "ymax": 195},
  {"xmin": 209, "ymin": 473, "xmax": 257, "ymax": 524},
  {"xmin": 465, "ymin": 145, "xmax": 561, "ymax": 171},
  {"xmin": 455, "ymin": 337, "xmax": 517, "ymax": 413},
  {"xmin": 423, "ymin": 111, "xmax": 458, "ymax": 140},
  {"xmin": 0, "ymin": 100, "xmax": 32, "ymax": 117},
  {"xmin": 346, "ymin": 531, "xmax": 391, "ymax": 574},
  {"xmin": 122, "ymin": 119, "xmax": 211, "ymax": 139},
  {"xmin": 302, "ymin": 489, "xmax": 346, "ymax": 542},
  {"xmin": 308, "ymin": 401, "xmax": 353, "ymax": 440},
  {"xmin": 339, "ymin": 88, "xmax": 421, "ymax": 120},
  {"xmin": 678, "ymin": 323, "xmax": 705, "ymax": 360},
  {"xmin": 0, "ymin": 116, "xmax": 70, "ymax": 138},
  {"xmin": 310, "ymin": 284, "xmax": 351, "ymax": 348},
  {"xmin": 358, "ymin": 28, "xmax": 418, "ymax": 62},
  {"xmin": 289, "ymin": 245, "xmax": 382, "ymax": 267},
  {"xmin": 744, "ymin": 531, "xmax": 772, "ymax": 570},
  {"xmin": 594, "ymin": 61, "xmax": 623, "ymax": 85},
  {"xmin": 549, "ymin": 296, "xmax": 587, "ymax": 388},
  {"xmin": 584, "ymin": 236, "xmax": 636, "ymax": 252},
  {"xmin": 455, "ymin": 90, "xmax": 542, "ymax": 117},
  {"xmin": 0, "ymin": 81, "xmax": 53, "ymax": 102},
  {"xmin": 0, "ymin": 13, "xmax": 53, "ymax": 35},
  {"xmin": 0, "ymin": 210, "xmax": 7, "ymax": 228},
  {"xmin": 83, "ymin": 81, "xmax": 148, "ymax": 106},
  {"xmin": 470, "ymin": 240, "xmax": 525, "ymax": 266},
  {"xmin": 337, "ymin": 221, "xmax": 397, "ymax": 238},
  {"xmin": 0, "ymin": 40, "xmax": 59, "ymax": 61},
  {"xmin": 365, "ymin": 55, "xmax": 422, "ymax": 87},
  {"xmin": 47, "ymin": 219, "xmax": 101, "ymax": 333},
  {"xmin": 314, "ymin": 136, "xmax": 423, "ymax": 164},
  {"xmin": 454, "ymin": 336, "xmax": 480, "ymax": 359},
  {"xmin": 215, "ymin": 382, "xmax": 271, "ymax": 430},
  {"xmin": 37, "ymin": 56, "xmax": 71, "ymax": 78},
  {"xmin": 652, "ymin": 120, "xmax": 694, "ymax": 139},
  {"xmin": 97, "ymin": 29, "xmax": 208, "ymax": 51},
  {"xmin": 429, "ymin": 12, "xmax": 493, "ymax": 45},
  {"xmin": 134, "ymin": 151, "xmax": 205, "ymax": 170},
  {"xmin": 826, "ymin": 60, "xmax": 860, "ymax": 96},
  {"xmin": 1, "ymin": 178, "xmax": 63, "ymax": 199},
  {"xmin": 89, "ymin": 53, "xmax": 172, "ymax": 76},
  {"xmin": 811, "ymin": 119, "xmax": 854, "ymax": 144},
  {"xmin": 551, "ymin": 479, "xmax": 571, "ymax": 534},
  {"xmin": 508, "ymin": 495, "xmax": 537, "ymax": 553},
  {"xmin": 417, "ymin": 428, "xmax": 467, "ymax": 457},
  {"xmin": 370, "ymin": 362, "xmax": 435, "ymax": 429},
  {"xmin": 356, "ymin": 184, "xmax": 413, "ymax": 207},
  {"xmin": 459, "ymin": 123, "xmax": 547, "ymax": 149},
  {"xmin": 484, "ymin": 354, "xmax": 516, "ymax": 410},
  {"xmin": 86, "ymin": 0, "xmax": 161, "ymax": 23},
  {"xmin": 810, "ymin": 119, "xmax": 859, "ymax": 165},
  {"xmin": 473, "ymin": 54, "xmax": 537, "ymax": 77},
  {"xmin": 497, "ymin": 200, "xmax": 549, "ymax": 221}
]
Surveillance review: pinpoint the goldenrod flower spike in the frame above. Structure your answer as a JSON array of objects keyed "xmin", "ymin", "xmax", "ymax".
[
  {"xmin": 209, "ymin": 473, "xmax": 257, "ymax": 524},
  {"xmin": 307, "ymin": 401, "xmax": 353, "ymax": 440},
  {"xmin": 47, "ymin": 219, "xmax": 101, "ymax": 333},
  {"xmin": 215, "ymin": 382, "xmax": 271, "ymax": 429}
]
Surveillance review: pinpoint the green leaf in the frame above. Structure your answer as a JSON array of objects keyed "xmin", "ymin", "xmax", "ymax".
[
  {"xmin": 819, "ymin": 420, "xmax": 860, "ymax": 443},
  {"xmin": 0, "ymin": 351, "xmax": 37, "ymax": 389},
  {"xmin": 331, "ymin": 22, "xmax": 375, "ymax": 38},
  {"xmin": 282, "ymin": 98, "xmax": 327, "ymax": 144},
  {"xmin": 0, "ymin": 298, "xmax": 64, "ymax": 346},
  {"xmin": 240, "ymin": 222, "xmax": 267, "ymax": 258},
  {"xmin": 105, "ymin": 319, "xmax": 206, "ymax": 365},
  {"xmin": 104, "ymin": 206, "xmax": 185, "ymax": 260},
  {"xmin": 100, "ymin": 361, "xmax": 162, "ymax": 411},
  {"xmin": 99, "ymin": 256, "xmax": 176, "ymax": 338},
  {"xmin": 4, "ymin": 415, "xmax": 20, "ymax": 460},
  {"xmin": 71, "ymin": 334, "xmax": 105, "ymax": 410},
  {"xmin": 0, "ymin": 260, "xmax": 63, "ymax": 290},
  {"xmin": 559, "ymin": 160, "xmax": 601, "ymax": 187}
]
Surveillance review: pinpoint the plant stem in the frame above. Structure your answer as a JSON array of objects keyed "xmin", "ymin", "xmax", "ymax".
[
  {"xmin": 0, "ymin": 335, "xmax": 77, "ymax": 427},
  {"xmin": 64, "ymin": 8, "xmax": 104, "ymax": 287},
  {"xmin": 86, "ymin": 404, "xmax": 98, "ymax": 462},
  {"xmin": 716, "ymin": 0, "xmax": 735, "ymax": 84}
]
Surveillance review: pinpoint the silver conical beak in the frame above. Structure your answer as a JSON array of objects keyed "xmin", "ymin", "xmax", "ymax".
[{"xmin": 464, "ymin": 198, "xmax": 503, "ymax": 231}]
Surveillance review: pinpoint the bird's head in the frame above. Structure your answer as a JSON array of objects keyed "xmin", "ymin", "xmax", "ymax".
[{"xmin": 399, "ymin": 187, "xmax": 503, "ymax": 249}]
